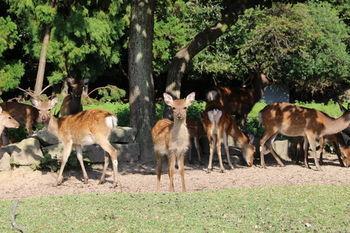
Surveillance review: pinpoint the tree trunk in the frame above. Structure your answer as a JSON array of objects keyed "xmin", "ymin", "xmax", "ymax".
[
  {"xmin": 34, "ymin": 0, "xmax": 56, "ymax": 95},
  {"xmin": 128, "ymin": 0, "xmax": 155, "ymax": 162}
]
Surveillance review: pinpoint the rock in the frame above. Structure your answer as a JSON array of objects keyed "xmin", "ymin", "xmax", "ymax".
[
  {"xmin": 110, "ymin": 127, "xmax": 137, "ymax": 143},
  {"xmin": 83, "ymin": 143, "xmax": 139, "ymax": 163},
  {"xmin": 272, "ymin": 139, "xmax": 291, "ymax": 161},
  {"xmin": 1, "ymin": 138, "xmax": 44, "ymax": 167},
  {"xmin": 0, "ymin": 152, "xmax": 11, "ymax": 171},
  {"xmin": 42, "ymin": 144, "xmax": 64, "ymax": 160},
  {"xmin": 33, "ymin": 129, "xmax": 59, "ymax": 145}
]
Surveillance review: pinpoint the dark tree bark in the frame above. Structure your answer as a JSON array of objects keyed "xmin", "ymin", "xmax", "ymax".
[
  {"xmin": 34, "ymin": 0, "xmax": 56, "ymax": 95},
  {"xmin": 128, "ymin": 0, "xmax": 156, "ymax": 162}
]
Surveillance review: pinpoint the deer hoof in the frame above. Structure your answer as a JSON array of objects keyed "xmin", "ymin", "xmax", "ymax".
[
  {"xmin": 83, "ymin": 178, "xmax": 89, "ymax": 184},
  {"xmin": 98, "ymin": 179, "xmax": 105, "ymax": 185},
  {"xmin": 220, "ymin": 169, "xmax": 225, "ymax": 173}
]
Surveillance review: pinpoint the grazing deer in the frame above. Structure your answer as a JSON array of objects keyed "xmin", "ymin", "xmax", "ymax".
[
  {"xmin": 186, "ymin": 119, "xmax": 203, "ymax": 163},
  {"xmin": 202, "ymin": 106, "xmax": 255, "ymax": 172},
  {"xmin": 152, "ymin": 92, "xmax": 195, "ymax": 192},
  {"xmin": 259, "ymin": 102, "xmax": 350, "ymax": 170},
  {"xmin": 318, "ymin": 133, "xmax": 350, "ymax": 167},
  {"xmin": 207, "ymin": 72, "xmax": 270, "ymax": 125},
  {"xmin": 60, "ymin": 77, "xmax": 88, "ymax": 116},
  {"xmin": 0, "ymin": 106, "xmax": 20, "ymax": 138},
  {"xmin": 47, "ymin": 109, "xmax": 119, "ymax": 186}
]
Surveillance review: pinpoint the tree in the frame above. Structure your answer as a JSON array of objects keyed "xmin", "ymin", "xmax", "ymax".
[
  {"xmin": 0, "ymin": 16, "xmax": 24, "ymax": 94},
  {"xmin": 34, "ymin": 0, "xmax": 57, "ymax": 95},
  {"xmin": 128, "ymin": 0, "xmax": 156, "ymax": 161}
]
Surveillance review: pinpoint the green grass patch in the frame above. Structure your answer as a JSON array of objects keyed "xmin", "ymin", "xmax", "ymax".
[{"xmin": 0, "ymin": 185, "xmax": 349, "ymax": 232}]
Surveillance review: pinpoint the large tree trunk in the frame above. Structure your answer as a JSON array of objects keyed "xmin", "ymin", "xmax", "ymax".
[
  {"xmin": 128, "ymin": 0, "xmax": 155, "ymax": 162},
  {"xmin": 34, "ymin": 0, "xmax": 56, "ymax": 95}
]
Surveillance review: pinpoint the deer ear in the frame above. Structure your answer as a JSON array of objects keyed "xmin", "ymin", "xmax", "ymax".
[
  {"xmin": 50, "ymin": 97, "xmax": 58, "ymax": 108},
  {"xmin": 31, "ymin": 98, "xmax": 41, "ymax": 109},
  {"xmin": 66, "ymin": 77, "xmax": 75, "ymax": 85},
  {"xmin": 185, "ymin": 92, "xmax": 195, "ymax": 106},
  {"xmin": 163, "ymin": 93, "xmax": 174, "ymax": 107},
  {"xmin": 83, "ymin": 78, "xmax": 89, "ymax": 85},
  {"xmin": 0, "ymin": 106, "xmax": 2, "ymax": 114}
]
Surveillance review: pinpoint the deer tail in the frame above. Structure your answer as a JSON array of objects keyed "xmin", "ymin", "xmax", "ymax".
[
  {"xmin": 207, "ymin": 109, "xmax": 222, "ymax": 128},
  {"xmin": 105, "ymin": 115, "xmax": 118, "ymax": 129}
]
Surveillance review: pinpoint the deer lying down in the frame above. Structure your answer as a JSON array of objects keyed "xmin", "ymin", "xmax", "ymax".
[
  {"xmin": 47, "ymin": 109, "xmax": 119, "ymax": 187},
  {"xmin": 259, "ymin": 102, "xmax": 350, "ymax": 170},
  {"xmin": 202, "ymin": 107, "xmax": 255, "ymax": 172},
  {"xmin": 0, "ymin": 106, "xmax": 20, "ymax": 139},
  {"xmin": 152, "ymin": 92, "xmax": 195, "ymax": 192}
]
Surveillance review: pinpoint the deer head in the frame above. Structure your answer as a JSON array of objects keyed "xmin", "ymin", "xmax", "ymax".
[
  {"xmin": 163, "ymin": 92, "xmax": 195, "ymax": 120},
  {"xmin": 0, "ymin": 106, "xmax": 20, "ymax": 129},
  {"xmin": 66, "ymin": 77, "xmax": 88, "ymax": 98},
  {"xmin": 31, "ymin": 97, "xmax": 58, "ymax": 124}
]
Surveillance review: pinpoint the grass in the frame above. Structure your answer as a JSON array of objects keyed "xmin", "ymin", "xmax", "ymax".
[{"xmin": 0, "ymin": 185, "xmax": 349, "ymax": 233}]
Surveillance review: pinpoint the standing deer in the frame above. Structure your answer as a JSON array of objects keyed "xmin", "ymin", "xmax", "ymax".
[
  {"xmin": 186, "ymin": 119, "xmax": 203, "ymax": 163},
  {"xmin": 60, "ymin": 77, "xmax": 88, "ymax": 116},
  {"xmin": 152, "ymin": 92, "xmax": 195, "ymax": 192},
  {"xmin": 0, "ymin": 106, "xmax": 20, "ymax": 139},
  {"xmin": 47, "ymin": 109, "xmax": 119, "ymax": 186},
  {"xmin": 202, "ymin": 106, "xmax": 255, "ymax": 172},
  {"xmin": 259, "ymin": 102, "xmax": 350, "ymax": 170},
  {"xmin": 207, "ymin": 72, "xmax": 270, "ymax": 126}
]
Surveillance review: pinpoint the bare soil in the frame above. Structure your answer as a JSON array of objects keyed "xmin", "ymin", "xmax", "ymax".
[{"xmin": 0, "ymin": 153, "xmax": 349, "ymax": 200}]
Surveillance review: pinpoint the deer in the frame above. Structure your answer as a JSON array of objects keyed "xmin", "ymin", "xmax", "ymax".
[
  {"xmin": 202, "ymin": 105, "xmax": 255, "ymax": 172},
  {"xmin": 0, "ymin": 87, "xmax": 57, "ymax": 145},
  {"xmin": 0, "ymin": 106, "xmax": 20, "ymax": 140},
  {"xmin": 318, "ymin": 133, "xmax": 350, "ymax": 167},
  {"xmin": 60, "ymin": 77, "xmax": 88, "ymax": 116},
  {"xmin": 207, "ymin": 71, "xmax": 271, "ymax": 126},
  {"xmin": 152, "ymin": 92, "xmax": 195, "ymax": 192},
  {"xmin": 186, "ymin": 119, "xmax": 204, "ymax": 164},
  {"xmin": 259, "ymin": 102, "xmax": 350, "ymax": 170},
  {"xmin": 47, "ymin": 109, "xmax": 119, "ymax": 187}
]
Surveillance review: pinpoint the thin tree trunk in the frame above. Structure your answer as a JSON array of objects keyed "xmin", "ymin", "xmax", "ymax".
[
  {"xmin": 34, "ymin": 0, "xmax": 56, "ymax": 95},
  {"xmin": 128, "ymin": 0, "xmax": 155, "ymax": 162}
]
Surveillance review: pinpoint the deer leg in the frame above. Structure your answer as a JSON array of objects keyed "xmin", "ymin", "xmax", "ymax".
[
  {"xmin": 75, "ymin": 145, "xmax": 89, "ymax": 184},
  {"xmin": 99, "ymin": 140, "xmax": 120, "ymax": 188},
  {"xmin": 333, "ymin": 143, "xmax": 345, "ymax": 167},
  {"xmin": 307, "ymin": 135, "xmax": 322, "ymax": 171},
  {"xmin": 99, "ymin": 151, "xmax": 110, "ymax": 184},
  {"xmin": 168, "ymin": 154, "xmax": 176, "ymax": 192},
  {"xmin": 319, "ymin": 137, "xmax": 325, "ymax": 165},
  {"xmin": 57, "ymin": 141, "xmax": 73, "ymax": 186},
  {"xmin": 259, "ymin": 131, "xmax": 277, "ymax": 168},
  {"xmin": 207, "ymin": 136, "xmax": 216, "ymax": 172},
  {"xmin": 25, "ymin": 119, "xmax": 33, "ymax": 135},
  {"xmin": 216, "ymin": 136, "xmax": 225, "ymax": 173},
  {"xmin": 267, "ymin": 134, "xmax": 285, "ymax": 167},
  {"xmin": 178, "ymin": 155, "xmax": 186, "ymax": 192},
  {"xmin": 193, "ymin": 136, "xmax": 202, "ymax": 163},
  {"xmin": 156, "ymin": 154, "xmax": 162, "ymax": 192},
  {"xmin": 223, "ymin": 132, "xmax": 233, "ymax": 169},
  {"xmin": 303, "ymin": 137, "xmax": 310, "ymax": 169}
]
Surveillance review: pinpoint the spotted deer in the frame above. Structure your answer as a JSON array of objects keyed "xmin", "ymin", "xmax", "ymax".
[
  {"xmin": 0, "ymin": 106, "xmax": 20, "ymax": 139},
  {"xmin": 202, "ymin": 106, "xmax": 255, "ymax": 172},
  {"xmin": 152, "ymin": 92, "xmax": 195, "ymax": 192},
  {"xmin": 47, "ymin": 109, "xmax": 119, "ymax": 187},
  {"xmin": 60, "ymin": 77, "xmax": 88, "ymax": 116},
  {"xmin": 259, "ymin": 102, "xmax": 350, "ymax": 170},
  {"xmin": 207, "ymin": 72, "xmax": 270, "ymax": 126}
]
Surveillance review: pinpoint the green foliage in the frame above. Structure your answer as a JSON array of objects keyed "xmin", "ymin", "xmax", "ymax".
[
  {"xmin": 94, "ymin": 85, "xmax": 126, "ymax": 103},
  {"xmin": 0, "ymin": 185, "xmax": 349, "ymax": 232},
  {"xmin": 0, "ymin": 16, "xmax": 24, "ymax": 92}
]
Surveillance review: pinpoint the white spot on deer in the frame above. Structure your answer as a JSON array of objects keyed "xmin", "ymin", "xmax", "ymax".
[{"xmin": 105, "ymin": 116, "xmax": 118, "ymax": 129}]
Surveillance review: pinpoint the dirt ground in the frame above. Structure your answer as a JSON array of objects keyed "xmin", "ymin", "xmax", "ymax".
[{"xmin": 0, "ymin": 152, "xmax": 349, "ymax": 200}]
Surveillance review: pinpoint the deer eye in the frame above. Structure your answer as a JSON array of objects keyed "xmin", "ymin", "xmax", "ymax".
[
  {"xmin": 172, "ymin": 107, "xmax": 176, "ymax": 110},
  {"xmin": 184, "ymin": 107, "xmax": 187, "ymax": 110}
]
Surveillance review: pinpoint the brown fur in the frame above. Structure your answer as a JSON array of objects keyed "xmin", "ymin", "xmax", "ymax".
[
  {"xmin": 152, "ymin": 92, "xmax": 195, "ymax": 192},
  {"xmin": 0, "ymin": 107, "xmax": 20, "ymax": 138},
  {"xmin": 48, "ymin": 109, "xmax": 119, "ymax": 187},
  {"xmin": 259, "ymin": 102, "xmax": 350, "ymax": 170},
  {"xmin": 202, "ymin": 106, "xmax": 255, "ymax": 172},
  {"xmin": 60, "ymin": 78, "xmax": 87, "ymax": 116},
  {"xmin": 208, "ymin": 73, "xmax": 270, "ymax": 125}
]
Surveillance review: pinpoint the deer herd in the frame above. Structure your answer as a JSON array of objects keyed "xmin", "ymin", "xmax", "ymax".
[{"xmin": 0, "ymin": 74, "xmax": 350, "ymax": 192}]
